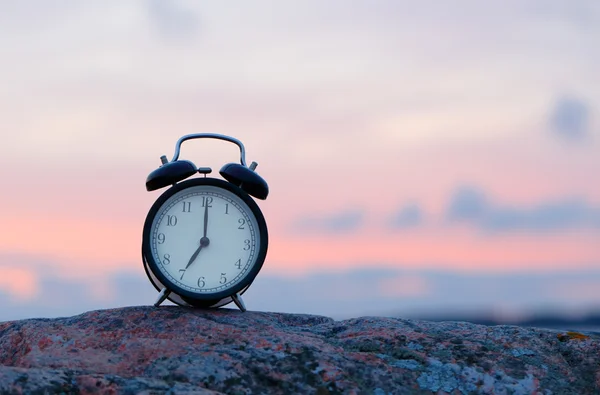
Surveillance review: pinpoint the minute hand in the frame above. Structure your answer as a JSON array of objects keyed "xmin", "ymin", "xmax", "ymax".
[
  {"xmin": 203, "ymin": 201, "xmax": 209, "ymax": 237},
  {"xmin": 186, "ymin": 203, "xmax": 210, "ymax": 270}
]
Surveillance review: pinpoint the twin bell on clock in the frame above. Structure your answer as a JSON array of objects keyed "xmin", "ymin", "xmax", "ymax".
[{"xmin": 141, "ymin": 133, "xmax": 269, "ymax": 312}]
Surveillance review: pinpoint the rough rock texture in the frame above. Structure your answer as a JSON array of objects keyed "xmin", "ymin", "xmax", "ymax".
[{"xmin": 0, "ymin": 306, "xmax": 599, "ymax": 394}]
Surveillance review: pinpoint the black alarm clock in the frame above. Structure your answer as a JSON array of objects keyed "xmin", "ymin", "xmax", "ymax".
[{"xmin": 141, "ymin": 133, "xmax": 269, "ymax": 312}]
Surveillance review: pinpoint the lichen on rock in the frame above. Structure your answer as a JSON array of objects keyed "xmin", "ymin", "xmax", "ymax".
[{"xmin": 0, "ymin": 306, "xmax": 599, "ymax": 394}]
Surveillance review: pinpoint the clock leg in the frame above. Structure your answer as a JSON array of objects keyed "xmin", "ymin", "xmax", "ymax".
[
  {"xmin": 231, "ymin": 293, "xmax": 247, "ymax": 312},
  {"xmin": 154, "ymin": 288, "xmax": 171, "ymax": 307}
]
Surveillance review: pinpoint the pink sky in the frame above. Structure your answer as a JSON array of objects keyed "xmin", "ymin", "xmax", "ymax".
[{"xmin": 1, "ymin": 1, "xmax": 599, "ymax": 320}]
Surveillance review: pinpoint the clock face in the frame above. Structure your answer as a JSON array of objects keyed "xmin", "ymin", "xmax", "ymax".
[{"xmin": 143, "ymin": 179, "xmax": 267, "ymax": 301}]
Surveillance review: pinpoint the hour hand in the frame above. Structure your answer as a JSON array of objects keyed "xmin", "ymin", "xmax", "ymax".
[
  {"xmin": 185, "ymin": 237, "xmax": 210, "ymax": 270},
  {"xmin": 185, "ymin": 245, "xmax": 203, "ymax": 269}
]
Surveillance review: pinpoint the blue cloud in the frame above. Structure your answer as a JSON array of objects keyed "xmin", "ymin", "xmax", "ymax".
[
  {"xmin": 292, "ymin": 210, "xmax": 364, "ymax": 233},
  {"xmin": 390, "ymin": 203, "xmax": 423, "ymax": 229},
  {"xmin": 445, "ymin": 187, "xmax": 488, "ymax": 222},
  {"xmin": 483, "ymin": 200, "xmax": 600, "ymax": 232},
  {"xmin": 146, "ymin": 0, "xmax": 200, "ymax": 40},
  {"xmin": 550, "ymin": 96, "xmax": 590, "ymax": 141},
  {"xmin": 445, "ymin": 186, "xmax": 600, "ymax": 232},
  {"xmin": 2, "ymin": 253, "xmax": 600, "ymax": 323},
  {"xmin": 247, "ymin": 266, "xmax": 600, "ymax": 320}
]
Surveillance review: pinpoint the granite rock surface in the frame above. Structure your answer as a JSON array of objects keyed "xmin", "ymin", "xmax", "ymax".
[{"xmin": 0, "ymin": 306, "xmax": 599, "ymax": 394}]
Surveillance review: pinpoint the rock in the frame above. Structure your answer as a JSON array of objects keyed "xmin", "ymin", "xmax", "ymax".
[{"xmin": 0, "ymin": 306, "xmax": 599, "ymax": 394}]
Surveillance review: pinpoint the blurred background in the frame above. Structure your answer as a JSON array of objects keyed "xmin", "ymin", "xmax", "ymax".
[{"xmin": 1, "ymin": 1, "xmax": 599, "ymax": 329}]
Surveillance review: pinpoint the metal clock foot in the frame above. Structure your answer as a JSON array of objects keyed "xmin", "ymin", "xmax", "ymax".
[
  {"xmin": 154, "ymin": 288, "xmax": 171, "ymax": 307},
  {"xmin": 231, "ymin": 293, "xmax": 247, "ymax": 312}
]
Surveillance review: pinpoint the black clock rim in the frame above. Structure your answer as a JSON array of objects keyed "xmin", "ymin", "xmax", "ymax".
[{"xmin": 141, "ymin": 177, "xmax": 269, "ymax": 303}]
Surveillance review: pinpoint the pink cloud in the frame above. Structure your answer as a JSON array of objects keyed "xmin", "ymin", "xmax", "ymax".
[{"xmin": 0, "ymin": 267, "xmax": 38, "ymax": 300}]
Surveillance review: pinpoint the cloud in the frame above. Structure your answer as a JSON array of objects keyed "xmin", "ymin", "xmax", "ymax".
[
  {"xmin": 291, "ymin": 210, "xmax": 364, "ymax": 233},
  {"xmin": 445, "ymin": 187, "xmax": 488, "ymax": 222},
  {"xmin": 445, "ymin": 186, "xmax": 600, "ymax": 232},
  {"xmin": 3, "ymin": 253, "xmax": 600, "ymax": 323},
  {"xmin": 482, "ymin": 199, "xmax": 600, "ymax": 232},
  {"xmin": 146, "ymin": 0, "xmax": 200, "ymax": 40},
  {"xmin": 289, "ymin": 187, "xmax": 600, "ymax": 236},
  {"xmin": 549, "ymin": 96, "xmax": 590, "ymax": 141},
  {"xmin": 0, "ymin": 266, "xmax": 38, "ymax": 300},
  {"xmin": 1, "ymin": 270, "xmax": 158, "ymax": 323},
  {"xmin": 206, "ymin": 266, "xmax": 600, "ymax": 320},
  {"xmin": 0, "ymin": 252, "xmax": 158, "ymax": 322},
  {"xmin": 390, "ymin": 203, "xmax": 423, "ymax": 229}
]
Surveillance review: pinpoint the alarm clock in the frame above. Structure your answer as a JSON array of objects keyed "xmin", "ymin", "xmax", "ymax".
[{"xmin": 141, "ymin": 133, "xmax": 269, "ymax": 312}]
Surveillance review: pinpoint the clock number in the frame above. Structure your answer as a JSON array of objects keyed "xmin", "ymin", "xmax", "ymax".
[
  {"xmin": 238, "ymin": 218, "xmax": 246, "ymax": 229},
  {"xmin": 235, "ymin": 259, "xmax": 242, "ymax": 270},
  {"xmin": 157, "ymin": 233, "xmax": 166, "ymax": 244},
  {"xmin": 197, "ymin": 277, "xmax": 205, "ymax": 288},
  {"xmin": 220, "ymin": 273, "xmax": 227, "ymax": 284},
  {"xmin": 162, "ymin": 253, "xmax": 171, "ymax": 265},
  {"xmin": 179, "ymin": 269, "xmax": 186, "ymax": 280},
  {"xmin": 201, "ymin": 196, "xmax": 213, "ymax": 208},
  {"xmin": 167, "ymin": 215, "xmax": 178, "ymax": 226},
  {"xmin": 243, "ymin": 239, "xmax": 250, "ymax": 250},
  {"xmin": 182, "ymin": 201, "xmax": 191, "ymax": 213},
  {"xmin": 225, "ymin": 204, "xmax": 229, "ymax": 214}
]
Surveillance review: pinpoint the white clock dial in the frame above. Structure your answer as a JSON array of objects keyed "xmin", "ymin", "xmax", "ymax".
[{"xmin": 149, "ymin": 185, "xmax": 260, "ymax": 295}]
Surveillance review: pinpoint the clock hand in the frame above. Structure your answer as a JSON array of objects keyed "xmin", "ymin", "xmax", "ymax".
[
  {"xmin": 185, "ymin": 244, "xmax": 203, "ymax": 270},
  {"xmin": 185, "ymin": 236, "xmax": 210, "ymax": 270},
  {"xmin": 203, "ymin": 201, "xmax": 209, "ymax": 237},
  {"xmin": 184, "ymin": 201, "xmax": 211, "ymax": 272}
]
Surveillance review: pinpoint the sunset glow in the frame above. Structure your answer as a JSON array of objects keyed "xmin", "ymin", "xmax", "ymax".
[{"xmin": 1, "ymin": 1, "xmax": 599, "ymax": 321}]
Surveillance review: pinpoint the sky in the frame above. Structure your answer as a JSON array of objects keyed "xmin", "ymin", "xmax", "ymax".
[{"xmin": 1, "ymin": 1, "xmax": 599, "ymax": 322}]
